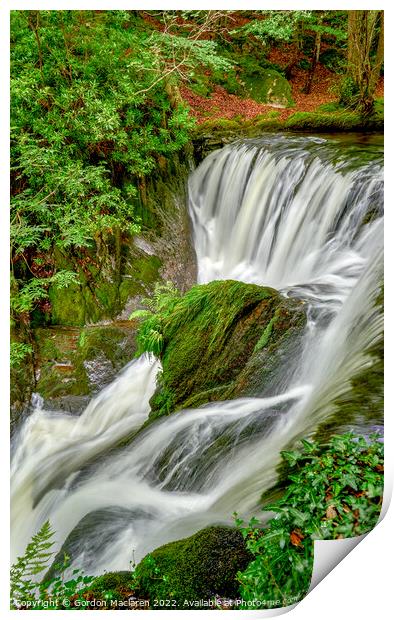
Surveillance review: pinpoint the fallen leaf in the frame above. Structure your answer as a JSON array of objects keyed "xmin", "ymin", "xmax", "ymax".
[
  {"xmin": 290, "ymin": 529, "xmax": 304, "ymax": 547},
  {"xmin": 326, "ymin": 505, "xmax": 337, "ymax": 519}
]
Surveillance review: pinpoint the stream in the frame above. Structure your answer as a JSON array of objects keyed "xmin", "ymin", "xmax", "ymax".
[{"xmin": 11, "ymin": 133, "xmax": 383, "ymax": 576}]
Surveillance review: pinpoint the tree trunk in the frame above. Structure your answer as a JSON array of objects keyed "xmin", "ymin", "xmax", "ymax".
[
  {"xmin": 303, "ymin": 19, "xmax": 322, "ymax": 94},
  {"xmin": 346, "ymin": 10, "xmax": 382, "ymax": 115},
  {"xmin": 370, "ymin": 11, "xmax": 384, "ymax": 94}
]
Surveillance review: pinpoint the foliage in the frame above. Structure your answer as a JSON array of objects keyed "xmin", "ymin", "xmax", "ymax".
[
  {"xmin": 12, "ymin": 10, "xmax": 222, "ymax": 327},
  {"xmin": 235, "ymin": 432, "xmax": 383, "ymax": 608},
  {"xmin": 10, "ymin": 521, "xmax": 94, "ymax": 610},
  {"xmin": 10, "ymin": 341, "xmax": 33, "ymax": 367},
  {"xmin": 11, "ymin": 270, "xmax": 79, "ymax": 315},
  {"xmin": 338, "ymin": 75, "xmax": 361, "ymax": 108},
  {"xmin": 236, "ymin": 11, "xmax": 346, "ymax": 45},
  {"xmin": 82, "ymin": 571, "xmax": 137, "ymax": 608}
]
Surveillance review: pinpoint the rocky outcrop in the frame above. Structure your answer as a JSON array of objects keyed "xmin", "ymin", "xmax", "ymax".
[{"xmin": 32, "ymin": 323, "xmax": 138, "ymax": 412}]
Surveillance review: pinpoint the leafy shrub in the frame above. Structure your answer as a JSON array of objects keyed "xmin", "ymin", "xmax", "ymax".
[
  {"xmin": 338, "ymin": 75, "xmax": 361, "ymax": 108},
  {"xmin": 235, "ymin": 433, "xmax": 383, "ymax": 608}
]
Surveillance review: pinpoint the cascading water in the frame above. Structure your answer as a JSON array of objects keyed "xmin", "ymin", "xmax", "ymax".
[{"xmin": 11, "ymin": 134, "xmax": 383, "ymax": 575}]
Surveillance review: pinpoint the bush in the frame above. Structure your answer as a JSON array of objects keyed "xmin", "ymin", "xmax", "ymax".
[
  {"xmin": 235, "ymin": 432, "xmax": 384, "ymax": 609},
  {"xmin": 338, "ymin": 75, "xmax": 361, "ymax": 107}
]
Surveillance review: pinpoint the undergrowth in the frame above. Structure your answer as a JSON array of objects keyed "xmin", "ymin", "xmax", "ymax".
[{"xmin": 235, "ymin": 432, "xmax": 384, "ymax": 608}]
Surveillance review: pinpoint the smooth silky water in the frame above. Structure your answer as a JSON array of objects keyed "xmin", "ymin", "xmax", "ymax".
[{"xmin": 11, "ymin": 134, "xmax": 383, "ymax": 575}]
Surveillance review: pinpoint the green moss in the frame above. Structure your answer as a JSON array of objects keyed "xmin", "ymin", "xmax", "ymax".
[
  {"xmin": 181, "ymin": 384, "xmax": 233, "ymax": 410},
  {"xmin": 33, "ymin": 324, "xmax": 137, "ymax": 401},
  {"xmin": 253, "ymin": 309, "xmax": 279, "ymax": 353},
  {"xmin": 194, "ymin": 118, "xmax": 244, "ymax": 135},
  {"xmin": 138, "ymin": 280, "xmax": 306, "ymax": 417},
  {"xmin": 243, "ymin": 69, "xmax": 294, "ymax": 107},
  {"xmin": 284, "ymin": 110, "xmax": 383, "ymax": 132},
  {"xmin": 83, "ymin": 571, "xmax": 136, "ymax": 606},
  {"xmin": 47, "ymin": 240, "xmax": 163, "ymax": 327},
  {"xmin": 49, "ymin": 283, "xmax": 86, "ymax": 326},
  {"xmin": 135, "ymin": 526, "xmax": 252, "ymax": 606},
  {"xmin": 193, "ymin": 105, "xmax": 383, "ymax": 157}
]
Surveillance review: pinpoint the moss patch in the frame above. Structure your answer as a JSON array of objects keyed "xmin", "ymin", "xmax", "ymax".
[
  {"xmin": 48, "ymin": 246, "xmax": 162, "ymax": 327},
  {"xmin": 135, "ymin": 526, "xmax": 252, "ymax": 605},
  {"xmin": 192, "ymin": 107, "xmax": 383, "ymax": 161},
  {"xmin": 145, "ymin": 280, "xmax": 306, "ymax": 419}
]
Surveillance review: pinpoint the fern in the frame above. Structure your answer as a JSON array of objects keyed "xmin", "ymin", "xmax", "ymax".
[
  {"xmin": 10, "ymin": 521, "xmax": 55, "ymax": 608},
  {"xmin": 130, "ymin": 281, "xmax": 180, "ymax": 356},
  {"xmin": 10, "ymin": 521, "xmax": 94, "ymax": 610}
]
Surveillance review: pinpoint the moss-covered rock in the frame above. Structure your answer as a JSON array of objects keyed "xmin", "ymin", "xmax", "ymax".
[
  {"xmin": 135, "ymin": 526, "xmax": 252, "ymax": 606},
  {"xmin": 149, "ymin": 280, "xmax": 306, "ymax": 418},
  {"xmin": 284, "ymin": 110, "xmax": 383, "ymax": 132},
  {"xmin": 192, "ymin": 109, "xmax": 383, "ymax": 162},
  {"xmin": 243, "ymin": 69, "xmax": 294, "ymax": 107}
]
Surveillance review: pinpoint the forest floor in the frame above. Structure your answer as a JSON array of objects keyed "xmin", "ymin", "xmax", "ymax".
[
  {"xmin": 139, "ymin": 11, "xmax": 384, "ymax": 124},
  {"xmin": 181, "ymin": 54, "xmax": 384, "ymax": 124}
]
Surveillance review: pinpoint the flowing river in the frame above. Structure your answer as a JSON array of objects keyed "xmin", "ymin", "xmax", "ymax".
[{"xmin": 11, "ymin": 133, "xmax": 384, "ymax": 575}]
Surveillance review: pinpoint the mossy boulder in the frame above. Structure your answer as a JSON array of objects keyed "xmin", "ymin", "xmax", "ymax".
[
  {"xmin": 135, "ymin": 526, "xmax": 253, "ymax": 606},
  {"xmin": 284, "ymin": 110, "xmax": 384, "ymax": 132},
  {"xmin": 243, "ymin": 69, "xmax": 294, "ymax": 107},
  {"xmin": 149, "ymin": 280, "xmax": 306, "ymax": 418}
]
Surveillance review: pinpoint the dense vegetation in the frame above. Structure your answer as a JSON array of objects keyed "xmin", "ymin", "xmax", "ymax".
[
  {"xmin": 10, "ymin": 433, "xmax": 383, "ymax": 610},
  {"xmin": 235, "ymin": 432, "xmax": 383, "ymax": 608},
  {"xmin": 11, "ymin": 10, "xmax": 384, "ymax": 354}
]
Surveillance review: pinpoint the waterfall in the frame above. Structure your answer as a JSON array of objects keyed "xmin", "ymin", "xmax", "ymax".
[{"xmin": 11, "ymin": 134, "xmax": 383, "ymax": 575}]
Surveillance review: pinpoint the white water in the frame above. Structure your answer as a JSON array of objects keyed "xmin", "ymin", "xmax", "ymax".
[{"xmin": 11, "ymin": 134, "xmax": 383, "ymax": 574}]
